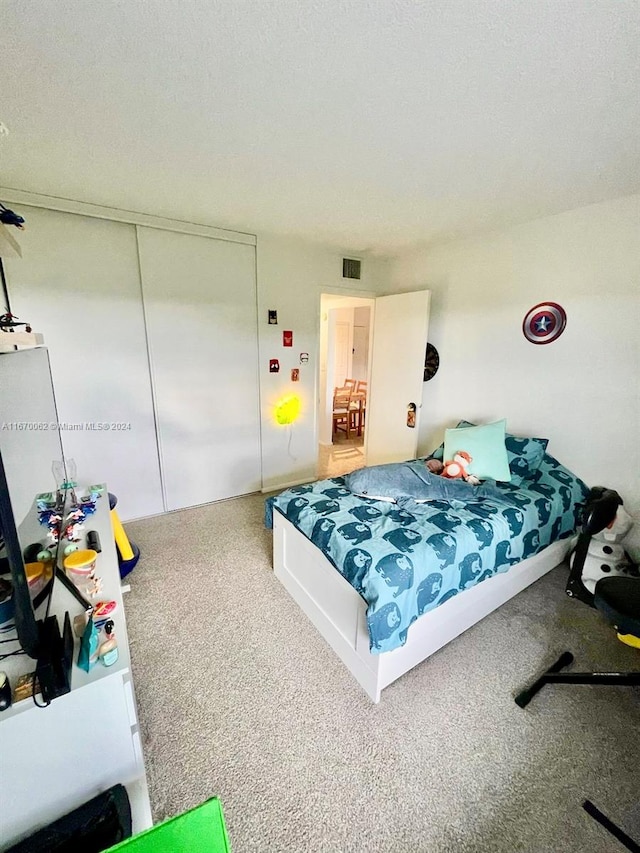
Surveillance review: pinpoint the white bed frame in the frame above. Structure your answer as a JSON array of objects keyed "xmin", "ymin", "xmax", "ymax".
[{"xmin": 273, "ymin": 511, "xmax": 573, "ymax": 702}]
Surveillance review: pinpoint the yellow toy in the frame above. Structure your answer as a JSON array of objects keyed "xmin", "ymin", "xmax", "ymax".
[{"xmin": 109, "ymin": 493, "xmax": 140, "ymax": 578}]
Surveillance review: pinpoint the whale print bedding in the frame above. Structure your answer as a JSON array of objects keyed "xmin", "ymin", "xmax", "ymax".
[{"xmin": 267, "ymin": 453, "xmax": 589, "ymax": 654}]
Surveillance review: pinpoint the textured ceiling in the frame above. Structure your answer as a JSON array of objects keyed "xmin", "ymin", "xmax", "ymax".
[{"xmin": 1, "ymin": 1, "xmax": 639, "ymax": 252}]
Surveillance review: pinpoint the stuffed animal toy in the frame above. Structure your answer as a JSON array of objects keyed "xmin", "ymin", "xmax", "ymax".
[
  {"xmin": 573, "ymin": 502, "xmax": 639, "ymax": 594},
  {"xmin": 441, "ymin": 451, "xmax": 480, "ymax": 485},
  {"xmin": 426, "ymin": 459, "xmax": 444, "ymax": 475}
]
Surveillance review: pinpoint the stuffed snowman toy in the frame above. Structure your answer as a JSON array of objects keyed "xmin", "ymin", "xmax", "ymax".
[{"xmin": 575, "ymin": 503, "xmax": 639, "ymax": 594}]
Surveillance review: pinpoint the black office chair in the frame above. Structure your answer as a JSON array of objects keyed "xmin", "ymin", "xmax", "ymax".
[{"xmin": 515, "ymin": 488, "xmax": 640, "ymax": 852}]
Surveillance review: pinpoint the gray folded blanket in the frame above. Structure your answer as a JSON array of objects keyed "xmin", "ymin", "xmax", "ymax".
[{"xmin": 345, "ymin": 461, "xmax": 508, "ymax": 505}]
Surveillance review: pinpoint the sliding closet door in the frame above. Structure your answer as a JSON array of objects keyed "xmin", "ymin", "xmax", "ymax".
[
  {"xmin": 4, "ymin": 207, "xmax": 164, "ymax": 520},
  {"xmin": 137, "ymin": 227, "xmax": 261, "ymax": 510}
]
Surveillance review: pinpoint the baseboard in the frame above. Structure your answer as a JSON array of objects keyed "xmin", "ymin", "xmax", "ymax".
[{"xmin": 261, "ymin": 477, "xmax": 315, "ymax": 494}]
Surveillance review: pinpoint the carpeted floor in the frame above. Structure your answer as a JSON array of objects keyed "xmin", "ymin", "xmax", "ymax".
[{"xmin": 124, "ymin": 493, "xmax": 640, "ymax": 853}]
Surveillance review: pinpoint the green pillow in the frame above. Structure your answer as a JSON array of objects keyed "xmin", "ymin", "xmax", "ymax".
[
  {"xmin": 443, "ymin": 419, "xmax": 511, "ymax": 482},
  {"xmin": 456, "ymin": 420, "xmax": 548, "ymax": 482}
]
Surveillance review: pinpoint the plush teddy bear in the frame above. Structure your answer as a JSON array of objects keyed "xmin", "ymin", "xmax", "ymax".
[{"xmin": 441, "ymin": 451, "xmax": 480, "ymax": 485}]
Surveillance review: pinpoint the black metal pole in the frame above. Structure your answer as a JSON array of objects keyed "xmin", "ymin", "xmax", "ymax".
[
  {"xmin": 0, "ymin": 256, "xmax": 11, "ymax": 314},
  {"xmin": 583, "ymin": 800, "xmax": 640, "ymax": 853},
  {"xmin": 543, "ymin": 671, "xmax": 640, "ymax": 686},
  {"xmin": 514, "ymin": 652, "xmax": 574, "ymax": 707}
]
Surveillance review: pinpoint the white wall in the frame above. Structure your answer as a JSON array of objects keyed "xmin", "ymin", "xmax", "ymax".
[
  {"xmin": 3, "ymin": 198, "xmax": 392, "ymax": 511},
  {"xmin": 389, "ymin": 194, "xmax": 640, "ymax": 539},
  {"xmin": 256, "ymin": 235, "xmax": 389, "ymax": 490}
]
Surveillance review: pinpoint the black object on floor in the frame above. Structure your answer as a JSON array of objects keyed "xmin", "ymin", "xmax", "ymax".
[
  {"xmin": 515, "ymin": 650, "xmax": 640, "ymax": 708},
  {"xmin": 583, "ymin": 800, "xmax": 640, "ymax": 853},
  {"xmin": 5, "ymin": 783, "xmax": 132, "ymax": 852}
]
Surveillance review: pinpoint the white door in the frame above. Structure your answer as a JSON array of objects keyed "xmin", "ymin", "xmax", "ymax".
[
  {"xmin": 5, "ymin": 207, "xmax": 164, "ymax": 520},
  {"xmin": 334, "ymin": 321, "xmax": 351, "ymax": 388},
  {"xmin": 365, "ymin": 290, "xmax": 431, "ymax": 466},
  {"xmin": 352, "ymin": 321, "xmax": 370, "ymax": 382},
  {"xmin": 137, "ymin": 227, "xmax": 261, "ymax": 511}
]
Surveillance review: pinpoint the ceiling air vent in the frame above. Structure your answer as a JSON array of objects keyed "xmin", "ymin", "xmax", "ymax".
[{"xmin": 342, "ymin": 258, "xmax": 361, "ymax": 280}]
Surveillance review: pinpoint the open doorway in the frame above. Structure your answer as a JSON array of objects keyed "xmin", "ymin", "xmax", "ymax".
[{"xmin": 318, "ymin": 294, "xmax": 375, "ymax": 479}]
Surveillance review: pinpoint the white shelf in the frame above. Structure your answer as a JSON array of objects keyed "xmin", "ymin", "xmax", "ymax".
[
  {"xmin": 0, "ymin": 484, "xmax": 152, "ymax": 849},
  {"xmin": 0, "ymin": 330, "xmax": 45, "ymax": 352},
  {"xmin": 2, "ymin": 486, "xmax": 132, "ymax": 718}
]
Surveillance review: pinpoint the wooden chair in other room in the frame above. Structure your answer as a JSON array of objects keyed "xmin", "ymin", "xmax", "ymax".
[
  {"xmin": 351, "ymin": 380, "xmax": 367, "ymax": 435},
  {"xmin": 332, "ymin": 387, "xmax": 353, "ymax": 439}
]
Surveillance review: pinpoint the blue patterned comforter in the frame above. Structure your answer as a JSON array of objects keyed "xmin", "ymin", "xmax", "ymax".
[{"xmin": 267, "ymin": 454, "xmax": 589, "ymax": 654}]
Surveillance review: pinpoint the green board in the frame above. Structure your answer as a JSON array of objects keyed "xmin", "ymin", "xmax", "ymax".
[{"xmin": 106, "ymin": 796, "xmax": 230, "ymax": 852}]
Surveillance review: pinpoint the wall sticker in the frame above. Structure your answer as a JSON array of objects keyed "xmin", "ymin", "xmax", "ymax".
[
  {"xmin": 423, "ymin": 343, "xmax": 440, "ymax": 381},
  {"xmin": 522, "ymin": 302, "xmax": 567, "ymax": 345}
]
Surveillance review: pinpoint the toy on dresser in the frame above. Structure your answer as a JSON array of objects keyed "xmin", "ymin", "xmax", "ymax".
[
  {"xmin": 76, "ymin": 606, "xmax": 119, "ymax": 671},
  {"xmin": 64, "ymin": 549, "xmax": 102, "ymax": 598}
]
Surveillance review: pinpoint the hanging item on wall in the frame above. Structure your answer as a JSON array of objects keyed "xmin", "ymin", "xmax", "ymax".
[
  {"xmin": 283, "ymin": 330, "xmax": 293, "ymax": 347},
  {"xmin": 0, "ymin": 203, "xmax": 26, "ymax": 230},
  {"xmin": 407, "ymin": 402, "xmax": 417, "ymax": 428},
  {"xmin": 291, "ymin": 368, "xmax": 299, "ymax": 382},
  {"xmin": 423, "ymin": 343, "xmax": 440, "ymax": 381},
  {"xmin": 268, "ymin": 310, "xmax": 278, "ymax": 325},
  {"xmin": 522, "ymin": 302, "xmax": 567, "ymax": 345},
  {"xmin": 275, "ymin": 394, "xmax": 301, "ymax": 424},
  {"xmin": 269, "ymin": 359, "xmax": 280, "ymax": 373},
  {"xmin": 299, "ymin": 352, "xmax": 309, "ymax": 364}
]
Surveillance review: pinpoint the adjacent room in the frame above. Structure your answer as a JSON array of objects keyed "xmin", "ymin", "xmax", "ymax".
[
  {"xmin": 318, "ymin": 293, "xmax": 373, "ymax": 480},
  {"xmin": 1, "ymin": 2, "xmax": 639, "ymax": 852}
]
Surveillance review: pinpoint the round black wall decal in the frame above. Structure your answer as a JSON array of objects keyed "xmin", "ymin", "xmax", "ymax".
[{"xmin": 424, "ymin": 343, "xmax": 440, "ymax": 381}]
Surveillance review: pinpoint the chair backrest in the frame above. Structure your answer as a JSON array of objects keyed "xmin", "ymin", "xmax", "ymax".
[
  {"xmin": 356, "ymin": 380, "xmax": 367, "ymax": 394},
  {"xmin": 343, "ymin": 378, "xmax": 357, "ymax": 391},
  {"xmin": 566, "ymin": 487, "xmax": 623, "ymax": 609},
  {"xmin": 333, "ymin": 387, "xmax": 352, "ymax": 410}
]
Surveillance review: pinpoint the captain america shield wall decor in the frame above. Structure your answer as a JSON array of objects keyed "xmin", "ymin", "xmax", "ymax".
[{"xmin": 522, "ymin": 302, "xmax": 567, "ymax": 345}]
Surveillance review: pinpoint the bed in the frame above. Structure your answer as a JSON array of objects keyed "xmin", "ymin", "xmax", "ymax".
[{"xmin": 267, "ymin": 438, "xmax": 590, "ymax": 702}]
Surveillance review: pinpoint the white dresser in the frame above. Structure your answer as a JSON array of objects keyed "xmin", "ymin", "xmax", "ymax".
[{"xmin": 0, "ymin": 485, "xmax": 152, "ymax": 850}]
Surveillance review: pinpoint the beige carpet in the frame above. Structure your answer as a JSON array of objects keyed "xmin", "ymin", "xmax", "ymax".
[{"xmin": 125, "ymin": 493, "xmax": 640, "ymax": 852}]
